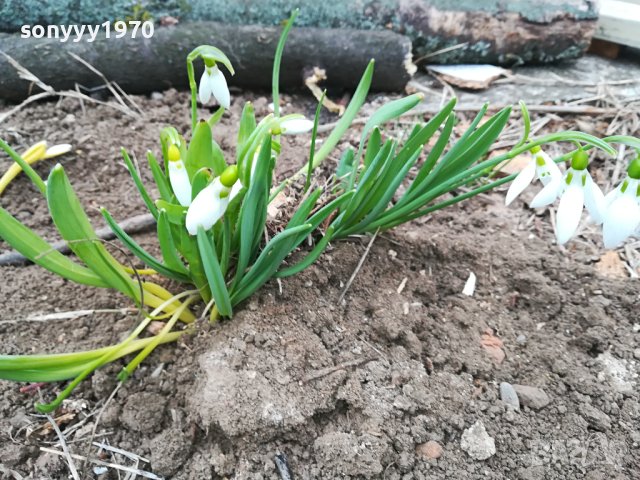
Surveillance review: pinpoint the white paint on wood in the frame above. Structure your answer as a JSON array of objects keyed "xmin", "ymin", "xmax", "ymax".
[{"xmin": 595, "ymin": 0, "xmax": 640, "ymax": 48}]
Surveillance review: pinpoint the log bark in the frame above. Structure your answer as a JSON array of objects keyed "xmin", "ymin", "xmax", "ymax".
[
  {"xmin": 0, "ymin": 0, "xmax": 598, "ymax": 65},
  {"xmin": 0, "ymin": 23, "xmax": 414, "ymax": 101}
]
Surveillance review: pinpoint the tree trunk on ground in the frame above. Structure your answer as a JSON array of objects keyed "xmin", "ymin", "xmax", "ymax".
[
  {"xmin": 0, "ymin": 23, "xmax": 414, "ymax": 101},
  {"xmin": 0, "ymin": 0, "xmax": 598, "ymax": 65}
]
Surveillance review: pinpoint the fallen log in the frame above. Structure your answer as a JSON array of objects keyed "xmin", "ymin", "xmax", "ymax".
[
  {"xmin": 0, "ymin": 0, "xmax": 598, "ymax": 66},
  {"xmin": 0, "ymin": 23, "xmax": 414, "ymax": 102}
]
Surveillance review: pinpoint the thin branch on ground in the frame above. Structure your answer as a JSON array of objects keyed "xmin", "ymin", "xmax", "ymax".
[
  {"xmin": 339, "ymin": 229, "xmax": 379, "ymax": 302},
  {"xmin": 0, "ymin": 51, "xmax": 140, "ymax": 124}
]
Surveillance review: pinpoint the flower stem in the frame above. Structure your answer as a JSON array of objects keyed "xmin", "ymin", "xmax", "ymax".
[{"xmin": 187, "ymin": 58, "xmax": 198, "ymax": 131}]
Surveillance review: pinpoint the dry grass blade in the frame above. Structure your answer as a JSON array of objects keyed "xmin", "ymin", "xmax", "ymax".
[
  {"xmin": 68, "ymin": 52, "xmax": 144, "ymax": 116},
  {"xmin": 93, "ymin": 441, "xmax": 151, "ymax": 463},
  {"xmin": 339, "ymin": 230, "xmax": 379, "ymax": 302},
  {"xmin": 39, "ymin": 447, "xmax": 162, "ymax": 480},
  {"xmin": 41, "ymin": 412, "xmax": 81, "ymax": 480},
  {"xmin": 0, "ymin": 51, "xmax": 53, "ymax": 93},
  {"xmin": 0, "ymin": 52, "xmax": 140, "ymax": 124}
]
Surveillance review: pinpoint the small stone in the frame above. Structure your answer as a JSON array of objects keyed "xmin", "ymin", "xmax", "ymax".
[
  {"xmin": 416, "ymin": 440, "xmax": 443, "ymax": 459},
  {"xmin": 150, "ymin": 91, "xmax": 164, "ymax": 100},
  {"xmin": 633, "ymin": 348, "xmax": 640, "ymax": 360},
  {"xmin": 512, "ymin": 385, "xmax": 550, "ymax": 410},
  {"xmin": 121, "ymin": 392, "xmax": 166, "ymax": 433},
  {"xmin": 551, "ymin": 359, "xmax": 569, "ymax": 376},
  {"xmin": 499, "ymin": 382, "xmax": 520, "ymax": 410},
  {"xmin": 460, "ymin": 421, "xmax": 496, "ymax": 461},
  {"xmin": 580, "ymin": 404, "xmax": 611, "ymax": 431},
  {"xmin": 148, "ymin": 427, "xmax": 192, "ymax": 477},
  {"xmin": 62, "ymin": 113, "xmax": 75, "ymax": 125},
  {"xmin": 0, "ymin": 442, "xmax": 28, "ymax": 467},
  {"xmin": 516, "ymin": 334, "xmax": 527, "ymax": 345}
]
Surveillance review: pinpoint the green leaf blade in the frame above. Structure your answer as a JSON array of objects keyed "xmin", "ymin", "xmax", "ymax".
[{"xmin": 196, "ymin": 227, "xmax": 232, "ymax": 316}]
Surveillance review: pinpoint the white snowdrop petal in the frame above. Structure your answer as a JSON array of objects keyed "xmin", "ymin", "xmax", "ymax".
[
  {"xmin": 185, "ymin": 179, "xmax": 229, "ymax": 235},
  {"xmin": 229, "ymin": 179, "xmax": 243, "ymax": 202},
  {"xmin": 555, "ymin": 184, "xmax": 584, "ymax": 245},
  {"xmin": 604, "ymin": 185, "xmax": 621, "ymax": 209},
  {"xmin": 209, "ymin": 66, "xmax": 231, "ymax": 109},
  {"xmin": 535, "ymin": 152, "xmax": 555, "ymax": 186},
  {"xmin": 168, "ymin": 161, "xmax": 192, "ymax": 207},
  {"xmin": 198, "ymin": 70, "xmax": 212, "ymax": 104},
  {"xmin": 281, "ymin": 118, "xmax": 315, "ymax": 135},
  {"xmin": 44, "ymin": 144, "xmax": 73, "ymax": 158},
  {"xmin": 583, "ymin": 175, "xmax": 606, "ymax": 224},
  {"xmin": 505, "ymin": 161, "xmax": 535, "ymax": 206},
  {"xmin": 603, "ymin": 195, "xmax": 640, "ymax": 249},
  {"xmin": 529, "ymin": 176, "xmax": 562, "ymax": 208},
  {"xmin": 539, "ymin": 152, "xmax": 563, "ymax": 185}
]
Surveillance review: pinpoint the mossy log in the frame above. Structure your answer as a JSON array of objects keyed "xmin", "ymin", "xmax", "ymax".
[
  {"xmin": 0, "ymin": 0, "xmax": 598, "ymax": 65},
  {"xmin": 0, "ymin": 23, "xmax": 414, "ymax": 101}
]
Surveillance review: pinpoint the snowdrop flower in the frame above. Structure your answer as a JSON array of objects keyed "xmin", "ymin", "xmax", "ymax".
[
  {"xmin": 279, "ymin": 117, "xmax": 314, "ymax": 135},
  {"xmin": 167, "ymin": 144, "xmax": 192, "ymax": 207},
  {"xmin": 185, "ymin": 165, "xmax": 238, "ymax": 235},
  {"xmin": 198, "ymin": 63, "xmax": 230, "ymax": 109},
  {"xmin": 532, "ymin": 150, "xmax": 605, "ymax": 245},
  {"xmin": 505, "ymin": 146, "xmax": 562, "ymax": 206},
  {"xmin": 602, "ymin": 158, "xmax": 640, "ymax": 248}
]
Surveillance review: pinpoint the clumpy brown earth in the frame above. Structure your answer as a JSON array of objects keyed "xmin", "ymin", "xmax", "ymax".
[{"xmin": 0, "ymin": 89, "xmax": 638, "ymax": 480}]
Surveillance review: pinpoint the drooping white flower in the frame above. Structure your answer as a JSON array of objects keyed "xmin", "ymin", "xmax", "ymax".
[
  {"xmin": 602, "ymin": 162, "xmax": 640, "ymax": 248},
  {"xmin": 198, "ymin": 65, "xmax": 230, "ymax": 109},
  {"xmin": 279, "ymin": 117, "xmax": 314, "ymax": 135},
  {"xmin": 505, "ymin": 148, "xmax": 562, "ymax": 206},
  {"xmin": 530, "ymin": 150, "xmax": 605, "ymax": 245},
  {"xmin": 167, "ymin": 144, "xmax": 192, "ymax": 207},
  {"xmin": 185, "ymin": 165, "xmax": 238, "ymax": 235},
  {"xmin": 185, "ymin": 178, "xmax": 229, "ymax": 235}
]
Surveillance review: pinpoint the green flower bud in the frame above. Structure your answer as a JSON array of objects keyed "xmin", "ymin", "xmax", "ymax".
[
  {"xmin": 167, "ymin": 144, "xmax": 181, "ymax": 162},
  {"xmin": 570, "ymin": 150, "xmax": 589, "ymax": 170},
  {"xmin": 627, "ymin": 156, "xmax": 640, "ymax": 179},
  {"xmin": 220, "ymin": 165, "xmax": 238, "ymax": 188}
]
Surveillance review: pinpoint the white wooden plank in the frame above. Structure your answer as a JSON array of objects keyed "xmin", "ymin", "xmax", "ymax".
[{"xmin": 595, "ymin": 0, "xmax": 640, "ymax": 48}]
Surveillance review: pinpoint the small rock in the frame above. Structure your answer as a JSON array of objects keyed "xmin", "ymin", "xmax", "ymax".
[
  {"xmin": 580, "ymin": 404, "xmax": 611, "ymax": 431},
  {"xmin": 62, "ymin": 113, "xmax": 75, "ymax": 125},
  {"xmin": 460, "ymin": 420, "xmax": 496, "ymax": 460},
  {"xmin": 500, "ymin": 382, "xmax": 520, "ymax": 410},
  {"xmin": 416, "ymin": 440, "xmax": 443, "ymax": 459},
  {"xmin": 516, "ymin": 334, "xmax": 527, "ymax": 345},
  {"xmin": 150, "ymin": 91, "xmax": 164, "ymax": 100},
  {"xmin": 633, "ymin": 348, "xmax": 640, "ymax": 360},
  {"xmin": 513, "ymin": 384, "xmax": 550, "ymax": 410},
  {"xmin": 148, "ymin": 427, "xmax": 192, "ymax": 477},
  {"xmin": 0, "ymin": 442, "xmax": 29, "ymax": 467},
  {"xmin": 121, "ymin": 392, "xmax": 166, "ymax": 433}
]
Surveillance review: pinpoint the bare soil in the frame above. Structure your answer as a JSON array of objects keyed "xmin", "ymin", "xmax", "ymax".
[{"xmin": 0, "ymin": 90, "xmax": 638, "ymax": 480}]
